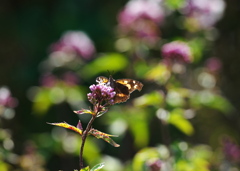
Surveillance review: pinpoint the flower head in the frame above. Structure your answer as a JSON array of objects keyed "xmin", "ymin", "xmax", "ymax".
[
  {"xmin": 161, "ymin": 41, "xmax": 192, "ymax": 64},
  {"xmin": 40, "ymin": 72, "xmax": 79, "ymax": 87},
  {"xmin": 51, "ymin": 31, "xmax": 95, "ymax": 59},
  {"xmin": 147, "ymin": 159, "xmax": 162, "ymax": 171},
  {"xmin": 0, "ymin": 87, "xmax": 18, "ymax": 108},
  {"xmin": 223, "ymin": 137, "xmax": 240, "ymax": 163},
  {"xmin": 87, "ymin": 84, "xmax": 116, "ymax": 106},
  {"xmin": 182, "ymin": 0, "xmax": 225, "ymax": 29},
  {"xmin": 117, "ymin": 0, "xmax": 164, "ymax": 45},
  {"xmin": 62, "ymin": 72, "xmax": 80, "ymax": 86},
  {"xmin": 40, "ymin": 73, "xmax": 57, "ymax": 87},
  {"xmin": 205, "ymin": 57, "xmax": 222, "ymax": 73},
  {"xmin": 118, "ymin": 0, "xmax": 164, "ymax": 26}
]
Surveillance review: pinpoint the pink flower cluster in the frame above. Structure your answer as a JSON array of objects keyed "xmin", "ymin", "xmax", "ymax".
[
  {"xmin": 147, "ymin": 159, "xmax": 162, "ymax": 171},
  {"xmin": 87, "ymin": 84, "xmax": 116, "ymax": 105},
  {"xmin": 118, "ymin": 0, "xmax": 164, "ymax": 26},
  {"xmin": 117, "ymin": 0, "xmax": 164, "ymax": 45},
  {"xmin": 223, "ymin": 137, "xmax": 240, "ymax": 163},
  {"xmin": 0, "ymin": 87, "xmax": 18, "ymax": 108},
  {"xmin": 40, "ymin": 72, "xmax": 79, "ymax": 87},
  {"xmin": 205, "ymin": 57, "xmax": 222, "ymax": 72},
  {"xmin": 183, "ymin": 0, "xmax": 225, "ymax": 29},
  {"xmin": 161, "ymin": 41, "xmax": 192, "ymax": 64},
  {"xmin": 51, "ymin": 31, "xmax": 95, "ymax": 59}
]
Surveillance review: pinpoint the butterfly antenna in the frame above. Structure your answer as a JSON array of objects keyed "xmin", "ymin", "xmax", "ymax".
[{"xmin": 107, "ymin": 70, "xmax": 115, "ymax": 76}]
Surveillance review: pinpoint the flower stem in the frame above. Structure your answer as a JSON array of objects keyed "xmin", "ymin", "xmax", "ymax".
[{"xmin": 79, "ymin": 111, "xmax": 97, "ymax": 169}]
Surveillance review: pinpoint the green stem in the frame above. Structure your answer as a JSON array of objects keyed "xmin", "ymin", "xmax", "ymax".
[{"xmin": 79, "ymin": 105, "xmax": 99, "ymax": 169}]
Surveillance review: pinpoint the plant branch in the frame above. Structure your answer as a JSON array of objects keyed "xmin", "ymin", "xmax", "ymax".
[{"xmin": 79, "ymin": 104, "xmax": 99, "ymax": 169}]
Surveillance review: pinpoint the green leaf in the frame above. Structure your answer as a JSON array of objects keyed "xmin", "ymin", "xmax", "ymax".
[
  {"xmin": 0, "ymin": 161, "xmax": 10, "ymax": 171},
  {"xmin": 188, "ymin": 38, "xmax": 206, "ymax": 62},
  {"xmin": 166, "ymin": 90, "xmax": 185, "ymax": 107},
  {"xmin": 127, "ymin": 110, "xmax": 149, "ymax": 148},
  {"xmin": 191, "ymin": 90, "xmax": 233, "ymax": 114},
  {"xmin": 96, "ymin": 107, "xmax": 109, "ymax": 117},
  {"xmin": 89, "ymin": 128, "xmax": 120, "ymax": 147},
  {"xmin": 90, "ymin": 163, "xmax": 105, "ymax": 171},
  {"xmin": 144, "ymin": 64, "xmax": 170, "ymax": 84},
  {"xmin": 174, "ymin": 144, "xmax": 212, "ymax": 171},
  {"xmin": 32, "ymin": 88, "xmax": 52, "ymax": 114},
  {"xmin": 165, "ymin": 0, "xmax": 186, "ymax": 10},
  {"xmin": 168, "ymin": 109, "xmax": 194, "ymax": 136},
  {"xmin": 132, "ymin": 147, "xmax": 160, "ymax": 171},
  {"xmin": 47, "ymin": 121, "xmax": 83, "ymax": 135},
  {"xmin": 80, "ymin": 166, "xmax": 90, "ymax": 171},
  {"xmin": 74, "ymin": 109, "xmax": 94, "ymax": 115},
  {"xmin": 134, "ymin": 61, "xmax": 151, "ymax": 78},
  {"xmin": 65, "ymin": 85, "xmax": 86, "ymax": 104},
  {"xmin": 81, "ymin": 53, "xmax": 129, "ymax": 79},
  {"xmin": 134, "ymin": 91, "xmax": 164, "ymax": 107},
  {"xmin": 82, "ymin": 138, "xmax": 101, "ymax": 166},
  {"xmin": 107, "ymin": 107, "xmax": 150, "ymax": 148}
]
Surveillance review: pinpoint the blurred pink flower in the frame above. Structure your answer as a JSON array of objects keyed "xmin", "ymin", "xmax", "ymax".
[
  {"xmin": 147, "ymin": 159, "xmax": 162, "ymax": 171},
  {"xmin": 223, "ymin": 137, "xmax": 240, "ymax": 163},
  {"xmin": 117, "ymin": 0, "xmax": 164, "ymax": 45},
  {"xmin": 51, "ymin": 31, "xmax": 95, "ymax": 59},
  {"xmin": 40, "ymin": 73, "xmax": 57, "ymax": 87},
  {"xmin": 161, "ymin": 41, "xmax": 192, "ymax": 64},
  {"xmin": 40, "ymin": 72, "xmax": 79, "ymax": 87},
  {"xmin": 0, "ymin": 87, "xmax": 18, "ymax": 108},
  {"xmin": 183, "ymin": 0, "xmax": 225, "ymax": 29},
  {"xmin": 205, "ymin": 57, "xmax": 222, "ymax": 72},
  {"xmin": 118, "ymin": 0, "xmax": 164, "ymax": 26},
  {"xmin": 62, "ymin": 72, "xmax": 79, "ymax": 86}
]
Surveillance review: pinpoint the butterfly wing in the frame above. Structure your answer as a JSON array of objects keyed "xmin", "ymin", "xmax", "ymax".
[
  {"xmin": 113, "ymin": 79, "xmax": 143, "ymax": 104},
  {"xmin": 116, "ymin": 79, "xmax": 143, "ymax": 93},
  {"xmin": 114, "ymin": 81, "xmax": 131, "ymax": 103},
  {"xmin": 96, "ymin": 76, "xmax": 109, "ymax": 84}
]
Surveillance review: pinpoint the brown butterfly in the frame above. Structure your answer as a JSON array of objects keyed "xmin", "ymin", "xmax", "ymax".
[{"xmin": 96, "ymin": 75, "xmax": 143, "ymax": 104}]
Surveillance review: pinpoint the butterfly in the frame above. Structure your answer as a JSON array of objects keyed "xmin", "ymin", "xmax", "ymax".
[{"xmin": 96, "ymin": 75, "xmax": 143, "ymax": 104}]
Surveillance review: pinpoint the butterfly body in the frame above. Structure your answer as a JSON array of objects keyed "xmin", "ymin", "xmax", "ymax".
[{"xmin": 96, "ymin": 76, "xmax": 143, "ymax": 104}]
